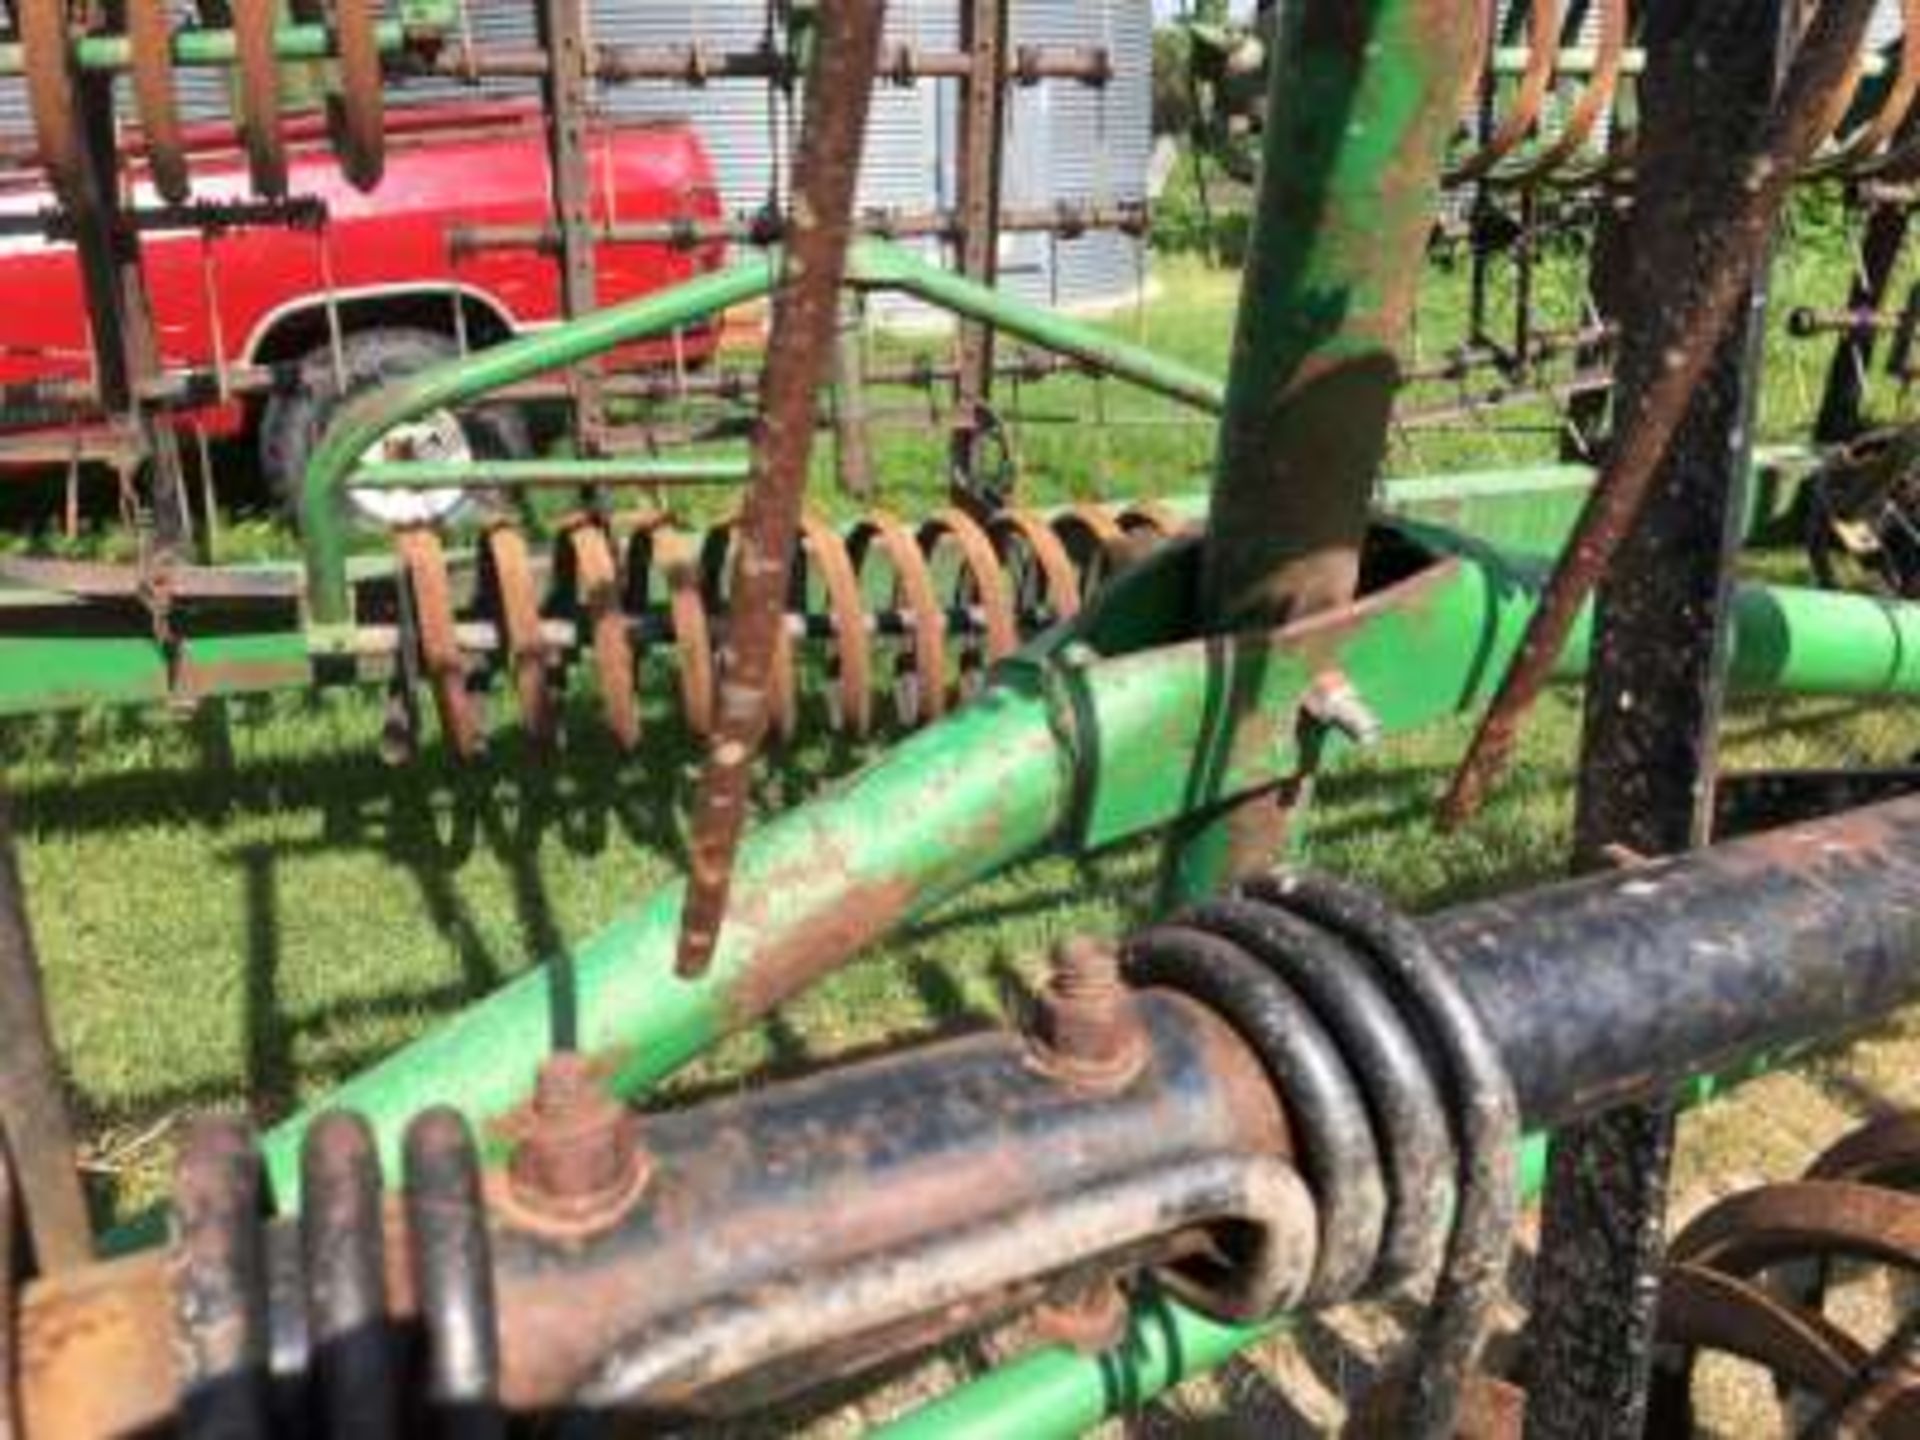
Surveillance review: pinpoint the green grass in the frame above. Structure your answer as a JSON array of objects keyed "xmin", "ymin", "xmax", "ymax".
[{"xmin": 4, "ymin": 226, "xmax": 1919, "ymax": 1236}]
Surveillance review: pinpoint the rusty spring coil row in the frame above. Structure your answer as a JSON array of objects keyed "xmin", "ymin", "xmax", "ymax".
[
  {"xmin": 1445, "ymin": 0, "xmax": 1920, "ymax": 190},
  {"xmin": 1649, "ymin": 1110, "xmax": 1920, "ymax": 1435},
  {"xmin": 387, "ymin": 499, "xmax": 1193, "ymax": 759}
]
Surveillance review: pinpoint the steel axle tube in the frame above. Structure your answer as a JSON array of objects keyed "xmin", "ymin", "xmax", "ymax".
[
  {"xmin": 16, "ymin": 992, "xmax": 1302, "ymax": 1435},
  {"xmin": 25, "ymin": 792, "xmax": 1920, "ymax": 1435}
]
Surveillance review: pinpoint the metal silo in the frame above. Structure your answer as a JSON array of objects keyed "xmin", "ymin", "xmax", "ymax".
[{"xmin": 996, "ymin": 0, "xmax": 1152, "ymax": 313}]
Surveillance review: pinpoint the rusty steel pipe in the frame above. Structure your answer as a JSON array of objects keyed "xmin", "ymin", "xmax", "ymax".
[
  {"xmin": 407, "ymin": 40, "xmax": 1109, "ymax": 85},
  {"xmin": 14, "ymin": 990, "xmax": 1303, "ymax": 1435},
  {"xmin": 0, "ymin": 790, "xmax": 92, "ymax": 1275},
  {"xmin": 676, "ymin": 0, "xmax": 889, "ymax": 978},
  {"xmin": 443, "ymin": 200, "xmax": 1151, "ymax": 259}
]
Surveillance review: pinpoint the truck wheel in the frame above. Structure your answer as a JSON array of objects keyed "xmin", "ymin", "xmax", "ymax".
[{"xmin": 260, "ymin": 327, "xmax": 530, "ymax": 529}]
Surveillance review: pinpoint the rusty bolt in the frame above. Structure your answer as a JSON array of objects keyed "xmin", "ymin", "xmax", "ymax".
[
  {"xmin": 1031, "ymin": 937, "xmax": 1148, "ymax": 1093},
  {"xmin": 505, "ymin": 1053, "xmax": 649, "ymax": 1235},
  {"xmin": 1033, "ymin": 1274, "xmax": 1131, "ymax": 1355}
]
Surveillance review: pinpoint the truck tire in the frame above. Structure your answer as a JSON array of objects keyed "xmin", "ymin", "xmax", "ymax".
[{"xmin": 260, "ymin": 327, "xmax": 530, "ymax": 529}]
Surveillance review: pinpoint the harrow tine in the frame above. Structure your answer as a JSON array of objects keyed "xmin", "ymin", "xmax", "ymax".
[
  {"xmin": 919, "ymin": 506, "xmax": 1017, "ymax": 681},
  {"xmin": 16, "ymin": 0, "xmax": 82, "ymax": 209},
  {"xmin": 1447, "ymin": 0, "xmax": 1561, "ymax": 186},
  {"xmin": 1492, "ymin": 0, "xmax": 1626, "ymax": 189},
  {"xmin": 479, "ymin": 522, "xmax": 557, "ymax": 748},
  {"xmin": 329, "ymin": 0, "xmax": 386, "ymax": 190},
  {"xmin": 799, "ymin": 514, "xmax": 875, "ymax": 740},
  {"xmin": 847, "ymin": 512, "xmax": 948, "ymax": 728},
  {"xmin": 626, "ymin": 520, "xmax": 716, "ymax": 742},
  {"xmin": 127, "ymin": 0, "xmax": 191, "ymax": 203},
  {"xmin": 558, "ymin": 516, "xmax": 639, "ymax": 752},
  {"xmin": 990, "ymin": 506, "xmax": 1081, "ymax": 619},
  {"xmin": 395, "ymin": 526, "xmax": 482, "ymax": 760},
  {"xmin": 675, "ymin": 0, "xmax": 890, "ymax": 979},
  {"xmin": 231, "ymin": 0, "xmax": 287, "ymax": 197}
]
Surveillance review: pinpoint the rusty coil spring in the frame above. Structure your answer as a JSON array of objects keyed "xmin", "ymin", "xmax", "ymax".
[
  {"xmin": 1440, "ymin": 0, "xmax": 1920, "ymax": 192},
  {"xmin": 1649, "ymin": 1111, "xmax": 1920, "ymax": 1437},
  {"xmin": 7, "ymin": 0, "xmax": 387, "ymax": 206},
  {"xmin": 172, "ymin": 1107, "xmax": 497, "ymax": 1439},
  {"xmin": 1121, "ymin": 869, "xmax": 1520, "ymax": 1440},
  {"xmin": 385, "ymin": 499, "xmax": 1193, "ymax": 760}
]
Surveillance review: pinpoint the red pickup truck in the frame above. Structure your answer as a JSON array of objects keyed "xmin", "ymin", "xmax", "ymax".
[{"xmin": 0, "ymin": 101, "xmax": 727, "ymax": 516}]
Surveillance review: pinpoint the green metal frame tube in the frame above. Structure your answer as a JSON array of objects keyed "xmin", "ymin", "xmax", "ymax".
[
  {"xmin": 298, "ymin": 241, "xmax": 1221, "ymax": 629},
  {"xmin": 1165, "ymin": 0, "xmax": 1479, "ymax": 906},
  {"xmin": 245, "ymin": 526, "xmax": 1920, "ymax": 1204},
  {"xmin": 300, "ymin": 256, "xmax": 779, "ymax": 627},
  {"xmin": 847, "ymin": 242, "xmax": 1225, "ymax": 414},
  {"xmin": 348, "ymin": 455, "xmax": 752, "ymax": 489},
  {"xmin": 256, "ymin": 663, "xmax": 1072, "ymax": 1200}
]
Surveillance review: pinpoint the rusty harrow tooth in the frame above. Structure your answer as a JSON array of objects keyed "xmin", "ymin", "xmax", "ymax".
[
  {"xmin": 989, "ymin": 506, "xmax": 1082, "ymax": 621},
  {"xmin": 16, "ymin": 0, "xmax": 83, "ymax": 209},
  {"xmin": 127, "ymin": 0, "xmax": 191, "ymax": 203},
  {"xmin": 1492, "ymin": 0, "xmax": 1626, "ymax": 189},
  {"xmin": 797, "ymin": 513, "xmax": 875, "ymax": 740},
  {"xmin": 846, "ymin": 512, "xmax": 948, "ymax": 728},
  {"xmin": 479, "ymin": 521, "xmax": 557, "ymax": 746},
  {"xmin": 1651, "ymin": 1260, "xmax": 1872, "ymax": 1428},
  {"xmin": 625, "ymin": 520, "xmax": 717, "ymax": 742},
  {"xmin": 1447, "ymin": 0, "xmax": 1562, "ymax": 187},
  {"xmin": 377, "ymin": 501, "xmax": 1192, "ymax": 758},
  {"xmin": 231, "ymin": 0, "xmax": 287, "ymax": 197},
  {"xmin": 395, "ymin": 525, "xmax": 482, "ymax": 760},
  {"xmin": 328, "ymin": 0, "xmax": 386, "ymax": 191},
  {"xmin": 1809, "ymin": 1112, "xmax": 1920, "ymax": 1191},
  {"xmin": 918, "ymin": 506, "xmax": 1019, "ymax": 697},
  {"xmin": 556, "ymin": 516, "xmax": 638, "ymax": 751},
  {"xmin": 1806, "ymin": 0, "xmax": 1920, "ymax": 181}
]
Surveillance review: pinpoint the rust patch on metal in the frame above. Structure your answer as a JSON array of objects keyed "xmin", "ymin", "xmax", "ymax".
[{"xmin": 725, "ymin": 875, "xmax": 921, "ymax": 1026}]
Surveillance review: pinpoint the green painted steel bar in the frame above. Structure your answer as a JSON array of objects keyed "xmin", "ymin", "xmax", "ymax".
[
  {"xmin": 246, "ymin": 525, "xmax": 1920, "ymax": 1204},
  {"xmin": 256, "ymin": 654, "xmax": 1072, "ymax": 1202},
  {"xmin": 300, "ymin": 255, "xmax": 781, "ymax": 628},
  {"xmin": 348, "ymin": 455, "xmax": 753, "ymax": 489},
  {"xmin": 0, "ymin": 467, "xmax": 1600, "ymax": 722},
  {"xmin": 0, "ymin": 632, "xmax": 310, "ymax": 717},
  {"xmin": 846, "ymin": 242, "xmax": 1227, "ymax": 415},
  {"xmin": 1166, "ymin": 0, "xmax": 1481, "ymax": 906},
  {"xmin": 298, "ymin": 244, "xmax": 1218, "ymax": 629}
]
